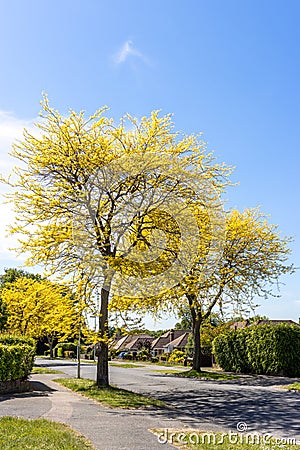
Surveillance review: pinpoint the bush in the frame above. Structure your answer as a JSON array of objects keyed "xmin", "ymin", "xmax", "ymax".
[
  {"xmin": 54, "ymin": 342, "xmax": 77, "ymax": 357},
  {"xmin": 0, "ymin": 334, "xmax": 36, "ymax": 382},
  {"xmin": 213, "ymin": 324, "xmax": 300, "ymax": 377},
  {"xmin": 137, "ymin": 349, "xmax": 150, "ymax": 361},
  {"xmin": 213, "ymin": 329, "xmax": 251, "ymax": 373},
  {"xmin": 0, "ymin": 334, "xmax": 35, "ymax": 347},
  {"xmin": 168, "ymin": 349, "xmax": 186, "ymax": 364}
]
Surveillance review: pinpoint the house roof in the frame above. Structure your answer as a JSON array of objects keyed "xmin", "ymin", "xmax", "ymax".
[
  {"xmin": 112, "ymin": 334, "xmax": 153, "ymax": 350},
  {"xmin": 163, "ymin": 332, "xmax": 190, "ymax": 350},
  {"xmin": 151, "ymin": 330, "xmax": 190, "ymax": 350},
  {"xmin": 230, "ymin": 320, "xmax": 250, "ymax": 330},
  {"xmin": 125, "ymin": 335, "xmax": 154, "ymax": 350}
]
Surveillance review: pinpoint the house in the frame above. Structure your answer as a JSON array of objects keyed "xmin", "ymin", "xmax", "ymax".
[
  {"xmin": 111, "ymin": 334, "xmax": 154, "ymax": 353},
  {"xmin": 163, "ymin": 331, "xmax": 190, "ymax": 353},
  {"xmin": 230, "ymin": 319, "xmax": 300, "ymax": 330},
  {"xmin": 151, "ymin": 329, "xmax": 190, "ymax": 356}
]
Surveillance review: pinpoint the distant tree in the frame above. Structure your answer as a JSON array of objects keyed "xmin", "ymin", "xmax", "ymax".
[
  {"xmin": 136, "ymin": 339, "xmax": 152, "ymax": 352},
  {"xmin": 248, "ymin": 315, "xmax": 269, "ymax": 323},
  {"xmin": 174, "ymin": 305, "xmax": 192, "ymax": 330},
  {"xmin": 0, "ymin": 268, "xmax": 41, "ymax": 287},
  {"xmin": 0, "ymin": 268, "xmax": 42, "ymax": 332},
  {"xmin": 1, "ymin": 276, "xmax": 78, "ymax": 357}
]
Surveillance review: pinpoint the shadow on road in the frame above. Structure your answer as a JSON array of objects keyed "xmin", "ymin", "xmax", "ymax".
[
  {"xmin": 148, "ymin": 380, "xmax": 300, "ymax": 439},
  {"xmin": 0, "ymin": 381, "xmax": 56, "ymax": 403}
]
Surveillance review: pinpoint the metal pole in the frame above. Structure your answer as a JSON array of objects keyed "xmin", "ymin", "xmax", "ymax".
[{"xmin": 77, "ymin": 325, "xmax": 81, "ymax": 378}]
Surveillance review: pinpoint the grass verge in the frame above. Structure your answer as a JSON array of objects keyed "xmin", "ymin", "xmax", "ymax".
[
  {"xmin": 55, "ymin": 377, "xmax": 165, "ymax": 409},
  {"xmin": 160, "ymin": 369, "xmax": 239, "ymax": 380},
  {"xmin": 151, "ymin": 429, "xmax": 300, "ymax": 449},
  {"xmin": 283, "ymin": 382, "xmax": 300, "ymax": 391},
  {"xmin": 109, "ymin": 363, "xmax": 145, "ymax": 368},
  {"xmin": 0, "ymin": 417, "xmax": 93, "ymax": 449},
  {"xmin": 32, "ymin": 367, "xmax": 64, "ymax": 374}
]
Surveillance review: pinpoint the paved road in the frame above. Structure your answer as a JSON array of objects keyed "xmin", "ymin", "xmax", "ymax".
[{"xmin": 36, "ymin": 358, "xmax": 300, "ymax": 443}]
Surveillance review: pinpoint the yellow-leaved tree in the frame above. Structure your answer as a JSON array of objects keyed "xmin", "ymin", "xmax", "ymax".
[
  {"xmin": 113, "ymin": 207, "xmax": 294, "ymax": 372},
  {"xmin": 182, "ymin": 208, "xmax": 294, "ymax": 371},
  {"xmin": 1, "ymin": 276, "xmax": 78, "ymax": 356},
  {"xmin": 5, "ymin": 95, "xmax": 231, "ymax": 385}
]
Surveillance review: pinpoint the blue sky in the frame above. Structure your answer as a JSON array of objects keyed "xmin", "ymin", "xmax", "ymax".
[{"xmin": 0, "ymin": 0, "xmax": 299, "ymax": 327}]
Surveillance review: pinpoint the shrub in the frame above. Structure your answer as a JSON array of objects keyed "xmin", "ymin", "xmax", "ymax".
[
  {"xmin": 137, "ymin": 349, "xmax": 151, "ymax": 361},
  {"xmin": 0, "ymin": 334, "xmax": 35, "ymax": 347},
  {"xmin": 213, "ymin": 324, "xmax": 300, "ymax": 377},
  {"xmin": 0, "ymin": 334, "xmax": 36, "ymax": 382},
  {"xmin": 168, "ymin": 349, "xmax": 186, "ymax": 364},
  {"xmin": 54, "ymin": 342, "xmax": 77, "ymax": 357}
]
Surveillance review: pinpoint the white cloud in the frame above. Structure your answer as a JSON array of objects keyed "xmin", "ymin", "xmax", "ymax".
[{"xmin": 113, "ymin": 39, "xmax": 149, "ymax": 65}]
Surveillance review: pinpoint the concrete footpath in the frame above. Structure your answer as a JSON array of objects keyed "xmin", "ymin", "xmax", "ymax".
[{"xmin": 0, "ymin": 374, "xmax": 191, "ymax": 450}]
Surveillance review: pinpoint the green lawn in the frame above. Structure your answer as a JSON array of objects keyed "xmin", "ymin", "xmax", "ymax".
[
  {"xmin": 31, "ymin": 367, "xmax": 64, "ymax": 374},
  {"xmin": 160, "ymin": 369, "xmax": 239, "ymax": 380},
  {"xmin": 152, "ymin": 429, "xmax": 300, "ymax": 449},
  {"xmin": 283, "ymin": 382, "xmax": 300, "ymax": 391},
  {"xmin": 109, "ymin": 363, "xmax": 145, "ymax": 368},
  {"xmin": 0, "ymin": 417, "xmax": 93, "ymax": 449},
  {"xmin": 55, "ymin": 377, "xmax": 165, "ymax": 409}
]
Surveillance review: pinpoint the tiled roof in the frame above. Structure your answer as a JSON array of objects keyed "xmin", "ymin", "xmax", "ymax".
[
  {"xmin": 151, "ymin": 330, "xmax": 190, "ymax": 350},
  {"xmin": 163, "ymin": 332, "xmax": 190, "ymax": 349},
  {"xmin": 125, "ymin": 336, "xmax": 154, "ymax": 350},
  {"xmin": 112, "ymin": 334, "xmax": 153, "ymax": 350}
]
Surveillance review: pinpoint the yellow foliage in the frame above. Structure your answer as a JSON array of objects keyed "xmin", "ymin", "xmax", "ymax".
[{"xmin": 1, "ymin": 277, "xmax": 78, "ymax": 340}]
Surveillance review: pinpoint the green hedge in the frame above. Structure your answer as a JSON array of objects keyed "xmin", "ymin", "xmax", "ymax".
[
  {"xmin": 213, "ymin": 324, "xmax": 300, "ymax": 377},
  {"xmin": 54, "ymin": 342, "xmax": 77, "ymax": 356},
  {"xmin": 0, "ymin": 335, "xmax": 36, "ymax": 382},
  {"xmin": 0, "ymin": 334, "xmax": 35, "ymax": 346}
]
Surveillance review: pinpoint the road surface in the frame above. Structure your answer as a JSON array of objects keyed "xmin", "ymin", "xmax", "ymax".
[{"xmin": 35, "ymin": 358, "xmax": 300, "ymax": 442}]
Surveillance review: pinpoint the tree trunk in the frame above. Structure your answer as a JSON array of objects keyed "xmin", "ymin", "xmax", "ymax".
[
  {"xmin": 96, "ymin": 284, "xmax": 109, "ymax": 386},
  {"xmin": 192, "ymin": 316, "xmax": 202, "ymax": 372},
  {"xmin": 49, "ymin": 337, "xmax": 54, "ymax": 358},
  {"xmin": 186, "ymin": 292, "xmax": 203, "ymax": 372}
]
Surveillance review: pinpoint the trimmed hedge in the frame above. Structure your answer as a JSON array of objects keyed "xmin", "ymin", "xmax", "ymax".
[
  {"xmin": 213, "ymin": 324, "xmax": 300, "ymax": 377},
  {"xmin": 0, "ymin": 335, "xmax": 35, "ymax": 346},
  {"xmin": 54, "ymin": 342, "xmax": 77, "ymax": 357},
  {"xmin": 0, "ymin": 335, "xmax": 36, "ymax": 382}
]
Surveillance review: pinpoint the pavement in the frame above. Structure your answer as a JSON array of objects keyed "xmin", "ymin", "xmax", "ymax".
[{"xmin": 0, "ymin": 374, "xmax": 196, "ymax": 450}]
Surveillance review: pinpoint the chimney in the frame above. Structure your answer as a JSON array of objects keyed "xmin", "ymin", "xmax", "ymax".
[{"xmin": 170, "ymin": 329, "xmax": 174, "ymax": 342}]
